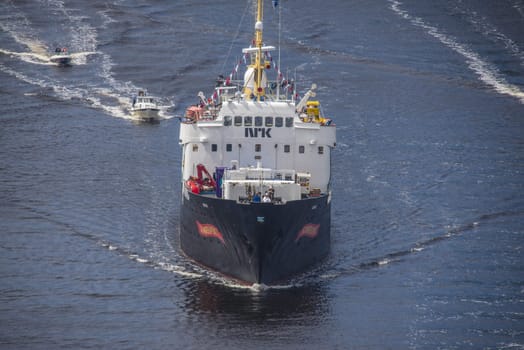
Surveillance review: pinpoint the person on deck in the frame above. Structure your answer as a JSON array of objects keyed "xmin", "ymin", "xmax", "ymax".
[{"xmin": 268, "ymin": 186, "xmax": 275, "ymax": 200}]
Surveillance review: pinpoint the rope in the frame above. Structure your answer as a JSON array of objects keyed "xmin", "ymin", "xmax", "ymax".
[{"xmin": 220, "ymin": 0, "xmax": 251, "ymax": 74}]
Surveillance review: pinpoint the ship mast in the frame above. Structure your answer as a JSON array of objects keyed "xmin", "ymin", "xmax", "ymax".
[
  {"xmin": 243, "ymin": 0, "xmax": 270, "ymax": 101},
  {"xmin": 254, "ymin": 0, "xmax": 264, "ymax": 100}
]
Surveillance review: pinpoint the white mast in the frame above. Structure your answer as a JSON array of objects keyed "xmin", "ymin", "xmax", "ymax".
[
  {"xmin": 242, "ymin": 0, "xmax": 270, "ymax": 101},
  {"xmin": 276, "ymin": 0, "xmax": 282, "ymax": 100}
]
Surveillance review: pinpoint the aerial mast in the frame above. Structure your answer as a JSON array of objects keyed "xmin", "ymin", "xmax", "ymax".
[
  {"xmin": 242, "ymin": 0, "xmax": 275, "ymax": 100},
  {"xmin": 254, "ymin": 0, "xmax": 264, "ymax": 100}
]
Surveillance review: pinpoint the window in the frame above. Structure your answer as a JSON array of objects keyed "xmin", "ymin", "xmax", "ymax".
[
  {"xmin": 192, "ymin": 144, "xmax": 198, "ymax": 152},
  {"xmin": 275, "ymin": 117, "xmax": 283, "ymax": 127},
  {"xmin": 255, "ymin": 144, "xmax": 261, "ymax": 152},
  {"xmin": 285, "ymin": 117, "xmax": 293, "ymax": 127},
  {"xmin": 212, "ymin": 144, "xmax": 218, "ymax": 152},
  {"xmin": 255, "ymin": 116, "xmax": 263, "ymax": 126},
  {"xmin": 284, "ymin": 145, "xmax": 290, "ymax": 153},
  {"xmin": 226, "ymin": 144, "xmax": 232, "ymax": 152},
  {"xmin": 234, "ymin": 116, "xmax": 242, "ymax": 126},
  {"xmin": 265, "ymin": 116, "xmax": 273, "ymax": 127},
  {"xmin": 244, "ymin": 116, "xmax": 252, "ymax": 126},
  {"xmin": 299, "ymin": 145, "xmax": 305, "ymax": 154},
  {"xmin": 223, "ymin": 116, "xmax": 232, "ymax": 126},
  {"xmin": 318, "ymin": 146, "xmax": 324, "ymax": 154}
]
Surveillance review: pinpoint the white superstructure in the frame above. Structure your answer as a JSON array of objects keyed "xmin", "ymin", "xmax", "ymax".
[
  {"xmin": 179, "ymin": 0, "xmax": 335, "ymax": 204},
  {"xmin": 180, "ymin": 95, "xmax": 335, "ymax": 202}
]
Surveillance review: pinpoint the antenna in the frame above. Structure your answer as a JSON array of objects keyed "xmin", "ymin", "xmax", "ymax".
[
  {"xmin": 276, "ymin": 0, "xmax": 282, "ymax": 100},
  {"xmin": 254, "ymin": 0, "xmax": 264, "ymax": 100}
]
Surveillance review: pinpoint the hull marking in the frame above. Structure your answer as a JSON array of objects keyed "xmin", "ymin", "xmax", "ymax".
[
  {"xmin": 196, "ymin": 221, "xmax": 225, "ymax": 245},
  {"xmin": 295, "ymin": 223, "xmax": 320, "ymax": 242}
]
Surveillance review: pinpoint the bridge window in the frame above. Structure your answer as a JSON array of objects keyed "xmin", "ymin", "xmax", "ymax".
[
  {"xmin": 284, "ymin": 145, "xmax": 290, "ymax": 153},
  {"xmin": 285, "ymin": 117, "xmax": 293, "ymax": 127},
  {"xmin": 318, "ymin": 146, "xmax": 324, "ymax": 154},
  {"xmin": 255, "ymin": 144, "xmax": 261, "ymax": 152},
  {"xmin": 265, "ymin": 117, "xmax": 273, "ymax": 127},
  {"xmin": 255, "ymin": 116, "xmax": 263, "ymax": 126},
  {"xmin": 234, "ymin": 116, "xmax": 242, "ymax": 126},
  {"xmin": 299, "ymin": 145, "xmax": 305, "ymax": 154},
  {"xmin": 212, "ymin": 144, "xmax": 217, "ymax": 152},
  {"xmin": 275, "ymin": 117, "xmax": 283, "ymax": 127},
  {"xmin": 192, "ymin": 144, "xmax": 198, "ymax": 152},
  {"xmin": 244, "ymin": 116, "xmax": 252, "ymax": 126},
  {"xmin": 223, "ymin": 116, "xmax": 232, "ymax": 126},
  {"xmin": 226, "ymin": 144, "xmax": 232, "ymax": 152}
]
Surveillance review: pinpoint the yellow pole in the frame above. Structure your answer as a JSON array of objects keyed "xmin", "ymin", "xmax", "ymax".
[{"xmin": 255, "ymin": 0, "xmax": 264, "ymax": 100}]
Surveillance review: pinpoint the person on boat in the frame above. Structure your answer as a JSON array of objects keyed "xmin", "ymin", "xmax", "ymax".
[
  {"xmin": 268, "ymin": 186, "xmax": 274, "ymax": 200},
  {"xmin": 252, "ymin": 192, "xmax": 261, "ymax": 203},
  {"xmin": 262, "ymin": 193, "xmax": 271, "ymax": 203},
  {"xmin": 216, "ymin": 75, "xmax": 225, "ymax": 87}
]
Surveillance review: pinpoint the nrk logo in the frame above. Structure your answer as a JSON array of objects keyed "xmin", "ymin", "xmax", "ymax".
[{"xmin": 245, "ymin": 128, "xmax": 272, "ymax": 138}]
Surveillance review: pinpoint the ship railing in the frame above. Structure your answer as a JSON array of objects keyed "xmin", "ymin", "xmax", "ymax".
[
  {"xmin": 182, "ymin": 105, "xmax": 220, "ymax": 123},
  {"xmin": 223, "ymin": 167, "xmax": 296, "ymax": 182},
  {"xmin": 237, "ymin": 196, "xmax": 283, "ymax": 205},
  {"xmin": 216, "ymin": 79, "xmax": 294, "ymax": 102}
]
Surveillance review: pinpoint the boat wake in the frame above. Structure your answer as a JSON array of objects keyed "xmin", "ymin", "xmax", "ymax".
[
  {"xmin": 327, "ymin": 210, "xmax": 524, "ymax": 280},
  {"xmin": 15, "ymin": 178, "xmax": 518, "ymax": 292},
  {"xmin": 98, "ymin": 241, "xmax": 204, "ymax": 280},
  {"xmin": 0, "ymin": 48, "xmax": 97, "ymax": 66},
  {"xmin": 0, "ymin": 48, "xmax": 55, "ymax": 66},
  {"xmin": 9, "ymin": 199, "xmax": 289, "ymax": 291},
  {"xmin": 9, "ymin": 200, "xmax": 206, "ymax": 284},
  {"xmin": 389, "ymin": 0, "xmax": 524, "ymax": 104},
  {"xmin": 0, "ymin": 0, "xmax": 175, "ymax": 121}
]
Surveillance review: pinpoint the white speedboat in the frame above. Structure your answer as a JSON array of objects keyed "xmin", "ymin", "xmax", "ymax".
[
  {"xmin": 131, "ymin": 90, "xmax": 161, "ymax": 122},
  {"xmin": 49, "ymin": 47, "xmax": 72, "ymax": 66}
]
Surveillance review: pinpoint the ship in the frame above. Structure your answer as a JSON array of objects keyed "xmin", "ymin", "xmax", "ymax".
[
  {"xmin": 131, "ymin": 90, "xmax": 161, "ymax": 122},
  {"xmin": 49, "ymin": 47, "xmax": 72, "ymax": 66},
  {"xmin": 178, "ymin": 0, "xmax": 336, "ymax": 285}
]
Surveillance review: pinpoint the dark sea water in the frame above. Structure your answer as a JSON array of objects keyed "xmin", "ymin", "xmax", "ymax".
[{"xmin": 1, "ymin": 0, "xmax": 523, "ymax": 349}]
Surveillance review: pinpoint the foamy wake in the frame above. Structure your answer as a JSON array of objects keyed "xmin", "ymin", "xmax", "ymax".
[
  {"xmin": 389, "ymin": 0, "xmax": 524, "ymax": 104},
  {"xmin": 460, "ymin": 6, "xmax": 524, "ymax": 66},
  {"xmin": 0, "ymin": 48, "xmax": 97, "ymax": 66},
  {"xmin": 511, "ymin": 0, "xmax": 524, "ymax": 18},
  {"xmin": 1, "ymin": 1, "xmax": 175, "ymax": 121},
  {"xmin": 0, "ymin": 48, "xmax": 54, "ymax": 65},
  {"xmin": 98, "ymin": 239, "xmax": 293, "ymax": 291},
  {"xmin": 0, "ymin": 18, "xmax": 48, "ymax": 56},
  {"xmin": 0, "ymin": 11, "xmax": 53, "ymax": 65},
  {"xmin": 0, "ymin": 62, "xmax": 129, "ymax": 119}
]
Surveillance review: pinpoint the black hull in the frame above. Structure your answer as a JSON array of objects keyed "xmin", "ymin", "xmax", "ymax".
[{"xmin": 179, "ymin": 191, "xmax": 331, "ymax": 285}]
